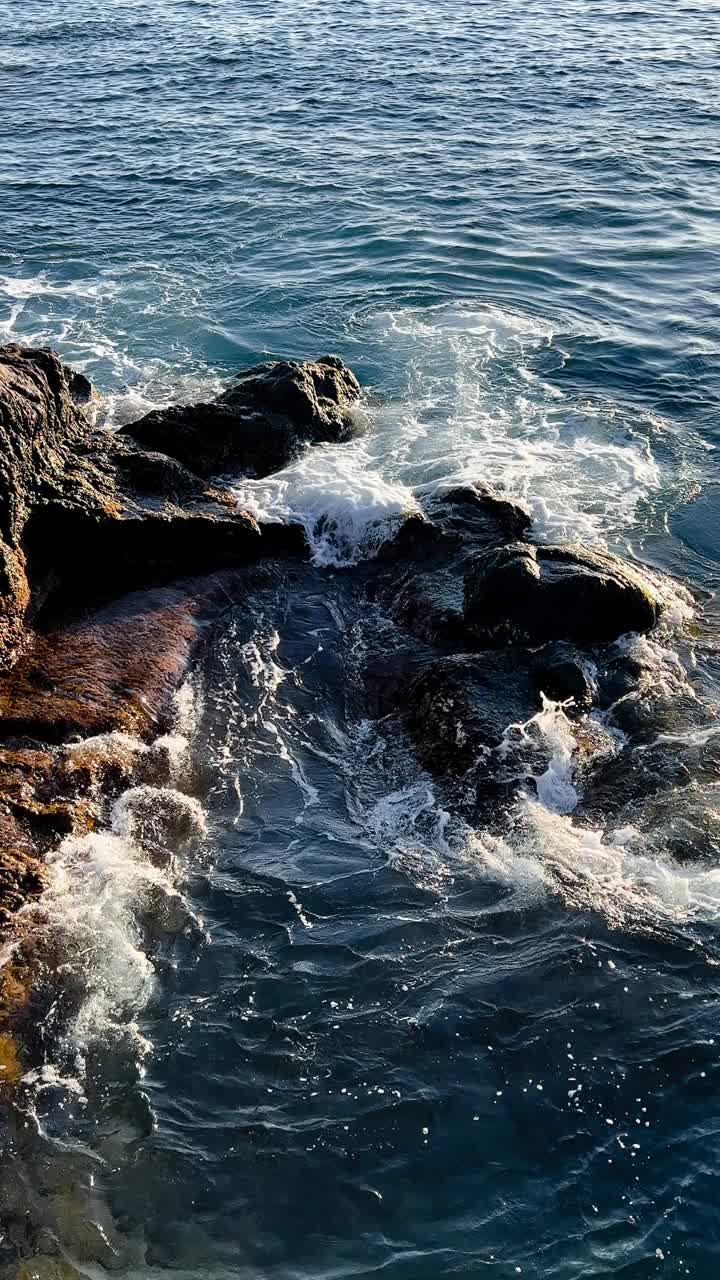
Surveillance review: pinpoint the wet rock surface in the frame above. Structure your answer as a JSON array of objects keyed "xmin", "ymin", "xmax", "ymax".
[
  {"xmin": 0, "ymin": 343, "xmax": 680, "ymax": 937},
  {"xmin": 464, "ymin": 542, "xmax": 661, "ymax": 647},
  {"xmin": 121, "ymin": 355, "xmax": 361, "ymax": 479},
  {"xmin": 0, "ymin": 345, "xmax": 358, "ymax": 929},
  {"xmin": 422, "ymin": 482, "xmax": 532, "ymax": 546}
]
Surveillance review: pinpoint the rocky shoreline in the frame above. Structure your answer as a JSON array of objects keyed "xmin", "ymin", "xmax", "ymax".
[{"xmin": 0, "ymin": 342, "xmax": 695, "ymax": 1063}]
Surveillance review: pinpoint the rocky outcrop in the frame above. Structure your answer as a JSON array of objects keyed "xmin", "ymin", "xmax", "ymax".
[
  {"xmin": 362, "ymin": 504, "xmax": 666, "ymax": 813},
  {"xmin": 0, "ymin": 345, "xmax": 358, "ymax": 658},
  {"xmin": 0, "ymin": 344, "xmax": 363, "ymax": 928},
  {"xmin": 370, "ymin": 501, "xmax": 661, "ymax": 656},
  {"xmin": 121, "ymin": 355, "xmax": 362, "ymax": 479},
  {"xmin": 0, "ymin": 343, "xmax": 674, "ymax": 935},
  {"xmin": 0, "ymin": 345, "xmax": 93, "ymax": 661},
  {"xmin": 422, "ymin": 483, "xmax": 532, "ymax": 546},
  {"xmin": 464, "ymin": 542, "xmax": 661, "ymax": 647},
  {"xmin": 374, "ymin": 484, "xmax": 532, "ymax": 565}
]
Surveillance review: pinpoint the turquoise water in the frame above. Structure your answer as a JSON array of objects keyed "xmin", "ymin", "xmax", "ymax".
[{"xmin": 3, "ymin": 2, "xmax": 720, "ymax": 1277}]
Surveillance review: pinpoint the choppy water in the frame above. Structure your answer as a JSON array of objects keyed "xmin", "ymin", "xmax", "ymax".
[{"xmin": 3, "ymin": 1, "xmax": 720, "ymax": 1276}]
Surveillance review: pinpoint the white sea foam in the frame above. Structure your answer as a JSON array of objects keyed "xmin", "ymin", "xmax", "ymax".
[
  {"xmin": 356, "ymin": 685, "xmax": 720, "ymax": 940},
  {"xmin": 365, "ymin": 302, "xmax": 663, "ymax": 546},
  {"xmin": 2, "ymin": 286, "xmax": 667, "ymax": 564},
  {"xmin": 35, "ymin": 822, "xmax": 165, "ymax": 1062},
  {"xmin": 468, "ymin": 799, "xmax": 720, "ymax": 936},
  {"xmin": 232, "ymin": 440, "xmax": 419, "ymax": 567},
  {"xmin": 0, "ymin": 267, "xmax": 220, "ymax": 428},
  {"xmin": 228, "ymin": 300, "xmax": 665, "ymax": 565},
  {"xmin": 17, "ymin": 721, "xmax": 206, "ymax": 1072}
]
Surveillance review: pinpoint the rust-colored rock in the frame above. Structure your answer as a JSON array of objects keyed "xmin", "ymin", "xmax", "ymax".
[{"xmin": 0, "ymin": 344, "xmax": 355, "ymax": 933}]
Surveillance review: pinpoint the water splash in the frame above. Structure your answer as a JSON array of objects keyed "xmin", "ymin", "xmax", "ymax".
[{"xmin": 369, "ymin": 302, "xmax": 664, "ymax": 545}]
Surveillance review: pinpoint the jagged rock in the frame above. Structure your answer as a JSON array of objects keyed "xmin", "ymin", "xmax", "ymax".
[
  {"xmin": 0, "ymin": 845, "xmax": 45, "ymax": 928},
  {"xmin": 25, "ymin": 497, "xmax": 263, "ymax": 599},
  {"xmin": 66, "ymin": 368, "xmax": 94, "ymax": 406},
  {"xmin": 374, "ymin": 514, "xmax": 454, "ymax": 563},
  {"xmin": 107, "ymin": 440, "xmax": 207, "ymax": 500},
  {"xmin": 0, "ymin": 345, "xmax": 93, "ymax": 659},
  {"xmin": 366, "ymin": 647, "xmax": 545, "ymax": 818},
  {"xmin": 375, "ymin": 485, "xmax": 532, "ymax": 564},
  {"xmin": 0, "ymin": 345, "xmax": 356, "ymax": 926},
  {"xmin": 121, "ymin": 355, "xmax": 362, "ymax": 479},
  {"xmin": 371, "ymin": 487, "xmax": 534, "ymax": 646},
  {"xmin": 422, "ymin": 483, "xmax": 532, "ymax": 546},
  {"xmin": 464, "ymin": 542, "xmax": 661, "ymax": 647},
  {"xmin": 0, "ymin": 345, "xmax": 335, "ymax": 666}
]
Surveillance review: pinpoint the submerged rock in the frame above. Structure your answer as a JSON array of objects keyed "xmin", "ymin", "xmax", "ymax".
[
  {"xmin": 531, "ymin": 649, "xmax": 594, "ymax": 713},
  {"xmin": 381, "ymin": 567, "xmax": 467, "ymax": 647},
  {"xmin": 121, "ymin": 355, "xmax": 362, "ymax": 479},
  {"xmin": 402, "ymin": 653, "xmax": 540, "ymax": 778},
  {"xmin": 464, "ymin": 542, "xmax": 661, "ymax": 647}
]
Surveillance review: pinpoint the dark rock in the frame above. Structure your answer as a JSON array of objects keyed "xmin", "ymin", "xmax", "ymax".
[
  {"xmin": 25, "ymin": 497, "xmax": 263, "ymax": 599},
  {"xmin": 121, "ymin": 355, "xmax": 362, "ymax": 479},
  {"xmin": 402, "ymin": 654, "xmax": 540, "ymax": 779},
  {"xmin": 608, "ymin": 687, "xmax": 711, "ymax": 743},
  {"xmin": 578, "ymin": 743, "xmax": 694, "ymax": 821},
  {"xmin": 423, "ymin": 483, "xmax": 532, "ymax": 546},
  {"xmin": 0, "ymin": 344, "xmax": 332, "ymax": 660},
  {"xmin": 375, "ymin": 485, "xmax": 532, "ymax": 565},
  {"xmin": 66, "ymin": 367, "xmax": 94, "ymax": 406},
  {"xmin": 631, "ymin": 793, "xmax": 720, "ymax": 865},
  {"xmin": 108, "ymin": 440, "xmax": 207, "ymax": 499},
  {"xmin": 532, "ymin": 652, "xmax": 593, "ymax": 712},
  {"xmin": 0, "ymin": 344, "xmax": 93, "ymax": 659},
  {"xmin": 370, "ymin": 486, "xmax": 533, "ymax": 646},
  {"xmin": 464, "ymin": 542, "xmax": 661, "ymax": 648},
  {"xmin": 594, "ymin": 653, "xmax": 646, "ymax": 708},
  {"xmin": 374, "ymin": 514, "xmax": 454, "ymax": 563},
  {"xmin": 221, "ymin": 354, "xmax": 360, "ymax": 429},
  {"xmin": 382, "ymin": 567, "xmax": 466, "ymax": 648},
  {"xmin": 363, "ymin": 647, "xmax": 437, "ymax": 721}
]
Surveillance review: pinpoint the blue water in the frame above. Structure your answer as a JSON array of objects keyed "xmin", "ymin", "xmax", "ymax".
[{"xmin": 3, "ymin": 1, "xmax": 720, "ymax": 1277}]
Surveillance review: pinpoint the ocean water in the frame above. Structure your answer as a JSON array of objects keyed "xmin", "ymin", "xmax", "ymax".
[{"xmin": 2, "ymin": 1, "xmax": 720, "ymax": 1277}]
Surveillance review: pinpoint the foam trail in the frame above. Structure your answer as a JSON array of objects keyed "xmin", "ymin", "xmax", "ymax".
[
  {"xmin": 367, "ymin": 302, "xmax": 664, "ymax": 546},
  {"xmin": 232, "ymin": 300, "xmax": 665, "ymax": 566},
  {"xmin": 27, "ymin": 780, "xmax": 207, "ymax": 1071},
  {"xmin": 467, "ymin": 799, "xmax": 720, "ymax": 938}
]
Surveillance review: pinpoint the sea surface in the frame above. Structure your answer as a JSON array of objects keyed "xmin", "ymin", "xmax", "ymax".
[{"xmin": 2, "ymin": 1, "xmax": 720, "ymax": 1277}]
